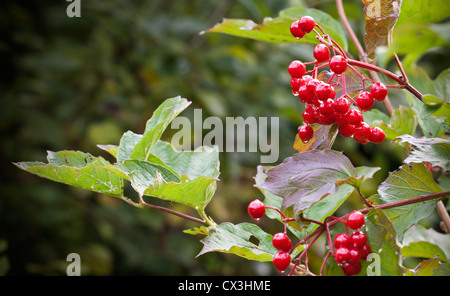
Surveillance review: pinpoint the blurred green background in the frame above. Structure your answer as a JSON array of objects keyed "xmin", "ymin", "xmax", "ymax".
[{"xmin": 1, "ymin": 0, "xmax": 447, "ymax": 275}]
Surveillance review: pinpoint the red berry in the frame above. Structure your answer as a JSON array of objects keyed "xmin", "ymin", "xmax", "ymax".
[
  {"xmin": 342, "ymin": 261, "xmax": 362, "ymax": 276},
  {"xmin": 334, "ymin": 247, "xmax": 350, "ymax": 264},
  {"xmin": 329, "ymin": 55, "xmax": 347, "ymax": 74},
  {"xmin": 347, "ymin": 211, "xmax": 365, "ymax": 230},
  {"xmin": 334, "ymin": 97, "xmax": 351, "ymax": 114},
  {"xmin": 356, "ymin": 91, "xmax": 374, "ymax": 112},
  {"xmin": 348, "ymin": 248, "xmax": 362, "ymax": 265},
  {"xmin": 334, "ymin": 233, "xmax": 351, "ymax": 249},
  {"xmin": 353, "ymin": 121, "xmax": 371, "ymax": 143},
  {"xmin": 370, "ymin": 82, "xmax": 388, "ymax": 102},
  {"xmin": 350, "ymin": 231, "xmax": 367, "ymax": 249},
  {"xmin": 272, "ymin": 232, "xmax": 292, "ymax": 252},
  {"xmin": 248, "ymin": 199, "xmax": 265, "ymax": 221},
  {"xmin": 318, "ymin": 113, "xmax": 335, "ymax": 125},
  {"xmin": 298, "ymin": 125, "xmax": 314, "ymax": 143},
  {"xmin": 368, "ymin": 127, "xmax": 385, "ymax": 143},
  {"xmin": 346, "ymin": 109, "xmax": 363, "ymax": 125},
  {"xmin": 288, "ymin": 60, "xmax": 306, "ymax": 78},
  {"xmin": 298, "ymin": 16, "xmax": 315, "ymax": 33},
  {"xmin": 360, "ymin": 244, "xmax": 371, "ymax": 260},
  {"xmin": 290, "ymin": 20, "xmax": 306, "ymax": 39},
  {"xmin": 338, "ymin": 124, "xmax": 355, "ymax": 137},
  {"xmin": 273, "ymin": 251, "xmax": 291, "ymax": 273},
  {"xmin": 319, "ymin": 98, "xmax": 335, "ymax": 116},
  {"xmin": 313, "ymin": 44, "xmax": 330, "ymax": 62},
  {"xmin": 315, "ymin": 83, "xmax": 335, "ymax": 101},
  {"xmin": 298, "ymin": 85, "xmax": 315, "ymax": 104}
]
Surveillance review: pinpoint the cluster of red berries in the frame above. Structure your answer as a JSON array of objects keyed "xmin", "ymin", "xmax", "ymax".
[
  {"xmin": 289, "ymin": 16, "xmax": 387, "ymax": 145},
  {"xmin": 333, "ymin": 211, "xmax": 371, "ymax": 276},
  {"xmin": 248, "ymin": 199, "xmax": 293, "ymax": 273}
]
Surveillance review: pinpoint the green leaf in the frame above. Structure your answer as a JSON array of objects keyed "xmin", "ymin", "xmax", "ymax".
[
  {"xmin": 14, "ymin": 151, "xmax": 123, "ymax": 197},
  {"xmin": 369, "ymin": 163, "xmax": 443, "ymax": 242},
  {"xmin": 406, "ymin": 258, "xmax": 442, "ymax": 276},
  {"xmin": 97, "ymin": 144, "xmax": 119, "ymax": 159},
  {"xmin": 402, "ymin": 241, "xmax": 448, "ymax": 262},
  {"xmin": 396, "ymin": 0, "xmax": 450, "ymax": 26},
  {"xmin": 362, "ymin": 0, "xmax": 402, "ymax": 58},
  {"xmin": 260, "ymin": 149, "xmax": 358, "ymax": 217},
  {"xmin": 403, "ymin": 224, "xmax": 450, "ymax": 260},
  {"xmin": 150, "ymin": 140, "xmax": 220, "ymax": 180},
  {"xmin": 422, "ymin": 95, "xmax": 450, "ymax": 125},
  {"xmin": 202, "ymin": 7, "xmax": 347, "ymax": 49},
  {"xmin": 396, "ymin": 134, "xmax": 450, "ymax": 170},
  {"xmin": 367, "ymin": 105, "xmax": 418, "ymax": 140},
  {"xmin": 365, "ymin": 208, "xmax": 404, "ymax": 276},
  {"xmin": 197, "ymin": 222, "xmax": 279, "ymax": 262}
]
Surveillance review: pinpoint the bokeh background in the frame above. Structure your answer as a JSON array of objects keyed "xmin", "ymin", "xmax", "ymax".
[{"xmin": 1, "ymin": 0, "xmax": 448, "ymax": 275}]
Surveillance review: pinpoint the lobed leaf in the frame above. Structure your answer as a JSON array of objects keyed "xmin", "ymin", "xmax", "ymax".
[
  {"xmin": 202, "ymin": 8, "xmax": 347, "ymax": 49},
  {"xmin": 197, "ymin": 222, "xmax": 280, "ymax": 262},
  {"xmin": 365, "ymin": 208, "xmax": 404, "ymax": 275},
  {"xmin": 260, "ymin": 149, "xmax": 358, "ymax": 217},
  {"xmin": 396, "ymin": 134, "xmax": 450, "ymax": 170},
  {"xmin": 14, "ymin": 151, "xmax": 123, "ymax": 197}
]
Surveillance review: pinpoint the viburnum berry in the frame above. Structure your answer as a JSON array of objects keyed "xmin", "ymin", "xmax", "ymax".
[
  {"xmin": 247, "ymin": 199, "xmax": 265, "ymax": 221},
  {"xmin": 298, "ymin": 85, "xmax": 315, "ymax": 104},
  {"xmin": 356, "ymin": 91, "xmax": 374, "ymax": 112},
  {"xmin": 360, "ymin": 244, "xmax": 371, "ymax": 260},
  {"xmin": 313, "ymin": 44, "xmax": 330, "ymax": 63},
  {"xmin": 302, "ymin": 110, "xmax": 316, "ymax": 124},
  {"xmin": 334, "ymin": 247, "xmax": 350, "ymax": 264},
  {"xmin": 333, "ymin": 233, "xmax": 351, "ymax": 249},
  {"xmin": 370, "ymin": 82, "xmax": 388, "ymax": 102},
  {"xmin": 288, "ymin": 60, "xmax": 306, "ymax": 78},
  {"xmin": 350, "ymin": 231, "xmax": 367, "ymax": 249},
  {"xmin": 338, "ymin": 124, "xmax": 355, "ymax": 137},
  {"xmin": 334, "ymin": 97, "xmax": 351, "ymax": 114},
  {"xmin": 368, "ymin": 127, "xmax": 385, "ymax": 143},
  {"xmin": 346, "ymin": 109, "xmax": 363, "ymax": 125},
  {"xmin": 318, "ymin": 112, "xmax": 335, "ymax": 125},
  {"xmin": 298, "ymin": 16, "xmax": 315, "ymax": 33},
  {"xmin": 272, "ymin": 232, "xmax": 292, "ymax": 252},
  {"xmin": 290, "ymin": 20, "xmax": 306, "ymax": 39},
  {"xmin": 342, "ymin": 261, "xmax": 362, "ymax": 276},
  {"xmin": 273, "ymin": 251, "xmax": 291, "ymax": 273},
  {"xmin": 306, "ymin": 79, "xmax": 321, "ymax": 95},
  {"xmin": 347, "ymin": 211, "xmax": 365, "ymax": 230},
  {"xmin": 348, "ymin": 248, "xmax": 362, "ymax": 265},
  {"xmin": 329, "ymin": 55, "xmax": 347, "ymax": 74},
  {"xmin": 298, "ymin": 124, "xmax": 314, "ymax": 143},
  {"xmin": 315, "ymin": 83, "xmax": 335, "ymax": 101},
  {"xmin": 319, "ymin": 98, "xmax": 335, "ymax": 115}
]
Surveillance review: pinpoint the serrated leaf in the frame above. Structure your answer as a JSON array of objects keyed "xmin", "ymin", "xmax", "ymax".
[
  {"xmin": 403, "ymin": 224, "xmax": 450, "ymax": 260},
  {"xmin": 369, "ymin": 163, "xmax": 443, "ymax": 242},
  {"xmin": 260, "ymin": 149, "xmax": 358, "ymax": 217},
  {"xmin": 202, "ymin": 8, "xmax": 347, "ymax": 49},
  {"xmin": 396, "ymin": 134, "xmax": 450, "ymax": 170},
  {"xmin": 197, "ymin": 222, "xmax": 279, "ymax": 262},
  {"xmin": 362, "ymin": 0, "xmax": 402, "ymax": 59},
  {"xmin": 365, "ymin": 208, "xmax": 404, "ymax": 276},
  {"xmin": 402, "ymin": 241, "xmax": 448, "ymax": 262},
  {"xmin": 406, "ymin": 258, "xmax": 441, "ymax": 276},
  {"xmin": 131, "ymin": 96, "xmax": 191, "ymax": 161},
  {"xmin": 14, "ymin": 151, "xmax": 123, "ymax": 197}
]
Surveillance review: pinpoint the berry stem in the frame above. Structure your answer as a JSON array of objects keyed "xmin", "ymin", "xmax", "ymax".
[{"xmin": 347, "ymin": 59, "xmax": 423, "ymax": 101}]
